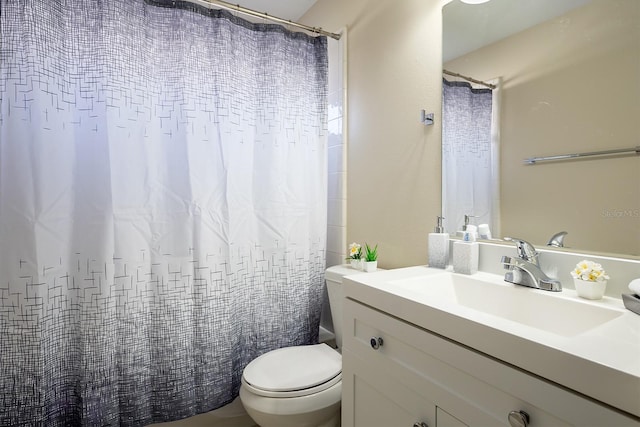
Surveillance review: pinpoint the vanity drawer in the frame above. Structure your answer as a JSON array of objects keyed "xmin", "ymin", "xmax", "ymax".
[{"xmin": 342, "ymin": 298, "xmax": 637, "ymax": 427}]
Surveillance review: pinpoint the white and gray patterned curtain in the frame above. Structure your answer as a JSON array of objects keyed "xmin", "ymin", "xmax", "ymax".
[
  {"xmin": 442, "ymin": 79, "xmax": 498, "ymax": 236},
  {"xmin": 0, "ymin": 0, "xmax": 328, "ymax": 425}
]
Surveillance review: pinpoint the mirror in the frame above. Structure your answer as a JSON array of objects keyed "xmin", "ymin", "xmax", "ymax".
[{"xmin": 442, "ymin": 0, "xmax": 639, "ymax": 258}]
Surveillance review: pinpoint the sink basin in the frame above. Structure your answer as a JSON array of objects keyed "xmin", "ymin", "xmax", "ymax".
[{"xmin": 389, "ymin": 272, "xmax": 624, "ymax": 337}]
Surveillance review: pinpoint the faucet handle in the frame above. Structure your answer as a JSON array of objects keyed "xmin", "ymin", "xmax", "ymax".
[{"xmin": 503, "ymin": 237, "xmax": 539, "ymax": 263}]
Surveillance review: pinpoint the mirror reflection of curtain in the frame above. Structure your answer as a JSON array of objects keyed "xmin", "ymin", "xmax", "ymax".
[
  {"xmin": 442, "ymin": 79, "xmax": 500, "ymax": 237},
  {"xmin": 0, "ymin": 0, "xmax": 327, "ymax": 425}
]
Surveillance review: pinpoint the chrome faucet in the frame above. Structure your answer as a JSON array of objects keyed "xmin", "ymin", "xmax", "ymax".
[
  {"xmin": 501, "ymin": 237, "xmax": 562, "ymax": 292},
  {"xmin": 547, "ymin": 231, "xmax": 568, "ymax": 248}
]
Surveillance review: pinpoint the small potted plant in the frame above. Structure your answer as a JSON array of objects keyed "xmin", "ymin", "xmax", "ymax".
[
  {"xmin": 347, "ymin": 242, "xmax": 362, "ymax": 270},
  {"xmin": 570, "ymin": 260, "xmax": 610, "ymax": 300},
  {"xmin": 363, "ymin": 243, "xmax": 378, "ymax": 272}
]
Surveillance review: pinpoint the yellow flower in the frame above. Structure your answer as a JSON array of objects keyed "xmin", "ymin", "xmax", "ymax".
[
  {"xmin": 570, "ymin": 260, "xmax": 609, "ymax": 282},
  {"xmin": 348, "ymin": 242, "xmax": 362, "ymax": 259}
]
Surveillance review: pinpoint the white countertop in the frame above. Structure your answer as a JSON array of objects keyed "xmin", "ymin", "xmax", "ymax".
[{"xmin": 343, "ymin": 266, "xmax": 640, "ymax": 418}]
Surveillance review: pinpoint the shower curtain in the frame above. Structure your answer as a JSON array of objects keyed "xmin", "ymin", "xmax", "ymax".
[
  {"xmin": 0, "ymin": 0, "xmax": 328, "ymax": 425},
  {"xmin": 442, "ymin": 79, "xmax": 498, "ymax": 236}
]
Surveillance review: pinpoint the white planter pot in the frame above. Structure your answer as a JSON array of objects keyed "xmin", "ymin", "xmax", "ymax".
[
  {"xmin": 574, "ymin": 278, "xmax": 607, "ymax": 300},
  {"xmin": 363, "ymin": 261, "xmax": 377, "ymax": 272},
  {"xmin": 350, "ymin": 259, "xmax": 362, "ymax": 270}
]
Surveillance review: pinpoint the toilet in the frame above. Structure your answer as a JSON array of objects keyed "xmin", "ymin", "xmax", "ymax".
[{"xmin": 239, "ymin": 265, "xmax": 356, "ymax": 427}]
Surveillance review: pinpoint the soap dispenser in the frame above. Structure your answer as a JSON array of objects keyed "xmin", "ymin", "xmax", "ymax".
[
  {"xmin": 452, "ymin": 231, "xmax": 479, "ymax": 275},
  {"xmin": 457, "ymin": 214, "xmax": 476, "ymax": 238},
  {"xmin": 428, "ymin": 216, "xmax": 450, "ymax": 269}
]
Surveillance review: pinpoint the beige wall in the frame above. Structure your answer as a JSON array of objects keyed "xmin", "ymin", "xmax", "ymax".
[
  {"xmin": 445, "ymin": 0, "xmax": 639, "ymax": 256},
  {"xmin": 302, "ymin": 0, "xmax": 443, "ymax": 268}
]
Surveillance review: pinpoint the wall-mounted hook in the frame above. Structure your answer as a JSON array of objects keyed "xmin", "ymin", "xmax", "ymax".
[{"xmin": 420, "ymin": 110, "xmax": 434, "ymax": 126}]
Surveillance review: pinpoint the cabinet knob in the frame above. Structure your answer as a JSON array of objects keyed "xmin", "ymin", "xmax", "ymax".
[
  {"xmin": 370, "ymin": 336, "xmax": 384, "ymax": 350},
  {"xmin": 412, "ymin": 423, "xmax": 428, "ymax": 427},
  {"xmin": 508, "ymin": 410, "xmax": 530, "ymax": 427}
]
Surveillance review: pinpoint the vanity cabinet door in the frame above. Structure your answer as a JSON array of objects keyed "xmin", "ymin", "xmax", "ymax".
[
  {"xmin": 436, "ymin": 407, "xmax": 468, "ymax": 427},
  {"xmin": 342, "ymin": 298, "xmax": 636, "ymax": 427},
  {"xmin": 342, "ymin": 299, "xmax": 509, "ymax": 426},
  {"xmin": 342, "ymin": 348, "xmax": 436, "ymax": 427}
]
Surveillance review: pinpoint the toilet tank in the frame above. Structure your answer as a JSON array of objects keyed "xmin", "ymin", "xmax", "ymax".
[{"xmin": 325, "ymin": 265, "xmax": 361, "ymax": 350}]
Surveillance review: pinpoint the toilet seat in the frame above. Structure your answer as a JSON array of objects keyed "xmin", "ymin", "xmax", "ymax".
[{"xmin": 242, "ymin": 343, "xmax": 342, "ymax": 398}]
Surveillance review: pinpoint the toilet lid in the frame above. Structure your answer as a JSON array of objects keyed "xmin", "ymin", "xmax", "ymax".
[{"xmin": 243, "ymin": 343, "xmax": 342, "ymax": 392}]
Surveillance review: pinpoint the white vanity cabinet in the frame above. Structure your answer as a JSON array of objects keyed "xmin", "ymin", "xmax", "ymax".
[{"xmin": 341, "ymin": 297, "xmax": 638, "ymax": 427}]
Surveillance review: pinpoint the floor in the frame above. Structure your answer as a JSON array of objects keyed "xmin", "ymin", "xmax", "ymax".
[{"xmin": 148, "ymin": 397, "xmax": 257, "ymax": 427}]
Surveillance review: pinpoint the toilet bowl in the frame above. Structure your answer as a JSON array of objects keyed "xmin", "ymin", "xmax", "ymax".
[{"xmin": 239, "ymin": 265, "xmax": 357, "ymax": 427}]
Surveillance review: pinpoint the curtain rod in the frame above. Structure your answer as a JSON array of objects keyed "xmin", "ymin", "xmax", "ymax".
[
  {"xmin": 524, "ymin": 146, "xmax": 640, "ymax": 165},
  {"xmin": 183, "ymin": 0, "xmax": 342, "ymax": 40},
  {"xmin": 443, "ymin": 69, "xmax": 496, "ymax": 90}
]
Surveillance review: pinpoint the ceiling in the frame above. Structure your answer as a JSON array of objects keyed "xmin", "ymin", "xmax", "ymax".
[
  {"xmin": 443, "ymin": 0, "xmax": 592, "ymax": 62},
  {"xmin": 219, "ymin": 0, "xmax": 593, "ymax": 61}
]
